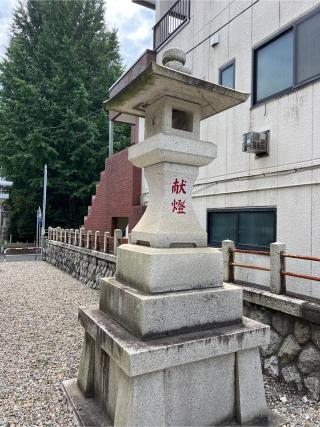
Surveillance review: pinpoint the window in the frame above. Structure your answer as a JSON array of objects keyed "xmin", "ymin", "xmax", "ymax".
[
  {"xmin": 253, "ymin": 6, "xmax": 320, "ymax": 104},
  {"xmin": 255, "ymin": 30, "xmax": 293, "ymax": 102},
  {"xmin": 207, "ymin": 208, "xmax": 276, "ymax": 250},
  {"xmin": 296, "ymin": 11, "xmax": 320, "ymax": 84},
  {"xmin": 219, "ymin": 60, "xmax": 235, "ymax": 89}
]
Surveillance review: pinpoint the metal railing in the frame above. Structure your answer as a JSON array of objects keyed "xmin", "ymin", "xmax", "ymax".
[
  {"xmin": 3, "ymin": 246, "xmax": 41, "ymax": 261},
  {"xmin": 223, "ymin": 240, "xmax": 320, "ymax": 298},
  {"xmin": 228, "ymin": 248, "xmax": 270, "ymax": 283},
  {"xmin": 153, "ymin": 0, "xmax": 190, "ymax": 50},
  {"xmin": 281, "ymin": 252, "xmax": 320, "ymax": 283}
]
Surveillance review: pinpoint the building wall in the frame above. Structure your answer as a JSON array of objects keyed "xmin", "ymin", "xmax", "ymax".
[
  {"xmin": 146, "ymin": 0, "xmax": 320, "ymax": 300},
  {"xmin": 83, "ymin": 148, "xmax": 144, "ymax": 235}
]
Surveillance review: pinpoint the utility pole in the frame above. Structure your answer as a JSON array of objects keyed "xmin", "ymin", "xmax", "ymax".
[
  {"xmin": 36, "ymin": 206, "xmax": 42, "ymax": 248},
  {"xmin": 41, "ymin": 165, "xmax": 47, "ymax": 258},
  {"xmin": 0, "ymin": 204, "xmax": 3, "ymax": 249}
]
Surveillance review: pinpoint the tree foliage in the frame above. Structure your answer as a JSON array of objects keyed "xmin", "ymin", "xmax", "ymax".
[{"xmin": 0, "ymin": 0, "xmax": 129, "ymax": 241}]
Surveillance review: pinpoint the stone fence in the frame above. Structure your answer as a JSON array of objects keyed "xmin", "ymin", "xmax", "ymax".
[
  {"xmin": 47, "ymin": 227, "xmax": 128, "ymax": 256},
  {"xmin": 222, "ymin": 240, "xmax": 320, "ymax": 400},
  {"xmin": 44, "ymin": 227, "xmax": 128, "ymax": 289}
]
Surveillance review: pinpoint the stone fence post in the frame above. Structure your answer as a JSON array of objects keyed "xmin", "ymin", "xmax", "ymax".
[
  {"xmin": 86, "ymin": 230, "xmax": 93, "ymax": 249},
  {"xmin": 270, "ymin": 242, "xmax": 286, "ymax": 294},
  {"xmin": 64, "ymin": 229, "xmax": 69, "ymax": 244},
  {"xmin": 103, "ymin": 232, "xmax": 110, "ymax": 253},
  {"xmin": 113, "ymin": 229, "xmax": 122, "ymax": 256},
  {"xmin": 79, "ymin": 227, "xmax": 85, "ymax": 248},
  {"xmin": 94, "ymin": 231, "xmax": 100, "ymax": 251},
  {"xmin": 56, "ymin": 227, "xmax": 61, "ymax": 242},
  {"xmin": 48, "ymin": 226, "xmax": 52, "ymax": 240},
  {"xmin": 222, "ymin": 240, "xmax": 235, "ymax": 282},
  {"xmin": 68, "ymin": 229, "xmax": 74, "ymax": 245},
  {"xmin": 74, "ymin": 229, "xmax": 79, "ymax": 246}
]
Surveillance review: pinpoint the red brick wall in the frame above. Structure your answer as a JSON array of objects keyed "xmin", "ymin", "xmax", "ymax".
[{"xmin": 83, "ymin": 147, "xmax": 145, "ymax": 234}]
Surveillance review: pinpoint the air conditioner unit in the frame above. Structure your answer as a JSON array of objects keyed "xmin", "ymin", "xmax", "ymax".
[{"xmin": 242, "ymin": 131, "xmax": 269, "ymax": 156}]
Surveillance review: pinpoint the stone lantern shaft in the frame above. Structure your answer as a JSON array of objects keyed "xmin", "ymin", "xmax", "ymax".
[{"xmin": 129, "ymin": 95, "xmax": 213, "ymax": 249}]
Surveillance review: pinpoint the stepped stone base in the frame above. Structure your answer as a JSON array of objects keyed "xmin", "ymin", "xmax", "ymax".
[
  {"xmin": 65, "ymin": 306, "xmax": 282, "ymax": 426},
  {"xmin": 99, "ymin": 278, "xmax": 243, "ymax": 339},
  {"xmin": 116, "ymin": 244, "xmax": 223, "ymax": 293}
]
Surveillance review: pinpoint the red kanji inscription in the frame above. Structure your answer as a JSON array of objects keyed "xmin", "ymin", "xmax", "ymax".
[
  {"xmin": 171, "ymin": 178, "xmax": 186, "ymax": 194},
  {"xmin": 171, "ymin": 199, "xmax": 186, "ymax": 214}
]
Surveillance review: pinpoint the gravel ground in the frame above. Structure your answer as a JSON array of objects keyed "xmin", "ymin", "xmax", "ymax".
[
  {"xmin": 0, "ymin": 261, "xmax": 98, "ymax": 426},
  {"xmin": 0, "ymin": 261, "xmax": 319, "ymax": 426},
  {"xmin": 265, "ymin": 375, "xmax": 320, "ymax": 426}
]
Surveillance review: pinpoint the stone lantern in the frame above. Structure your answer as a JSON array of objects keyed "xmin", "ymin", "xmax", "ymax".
[{"xmin": 63, "ymin": 49, "xmax": 280, "ymax": 426}]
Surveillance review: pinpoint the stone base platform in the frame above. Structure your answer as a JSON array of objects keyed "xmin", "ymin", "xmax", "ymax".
[
  {"xmin": 99, "ymin": 278, "xmax": 243, "ymax": 339},
  {"xmin": 62, "ymin": 379, "xmax": 111, "ymax": 427},
  {"xmin": 116, "ymin": 244, "xmax": 223, "ymax": 293},
  {"xmin": 67, "ymin": 306, "xmax": 284, "ymax": 426},
  {"xmin": 62, "ymin": 378, "xmax": 284, "ymax": 427}
]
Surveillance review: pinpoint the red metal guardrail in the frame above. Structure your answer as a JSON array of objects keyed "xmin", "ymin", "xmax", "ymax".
[
  {"xmin": 281, "ymin": 252, "xmax": 320, "ymax": 283},
  {"xmin": 228, "ymin": 248, "xmax": 270, "ymax": 282}
]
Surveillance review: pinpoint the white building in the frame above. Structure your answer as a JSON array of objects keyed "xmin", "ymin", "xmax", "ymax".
[{"xmin": 132, "ymin": 0, "xmax": 320, "ymax": 301}]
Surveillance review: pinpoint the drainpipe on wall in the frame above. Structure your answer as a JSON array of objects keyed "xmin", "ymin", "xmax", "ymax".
[{"xmin": 108, "ymin": 119, "xmax": 113, "ymax": 157}]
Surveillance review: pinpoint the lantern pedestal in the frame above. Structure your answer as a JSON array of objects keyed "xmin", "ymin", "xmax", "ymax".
[{"xmin": 64, "ymin": 307, "xmax": 273, "ymax": 427}]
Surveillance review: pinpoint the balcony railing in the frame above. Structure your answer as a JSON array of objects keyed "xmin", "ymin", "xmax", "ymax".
[{"xmin": 153, "ymin": 0, "xmax": 190, "ymax": 50}]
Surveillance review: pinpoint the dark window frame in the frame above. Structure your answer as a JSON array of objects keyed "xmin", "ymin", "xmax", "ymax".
[
  {"xmin": 207, "ymin": 207, "xmax": 277, "ymax": 251},
  {"xmin": 252, "ymin": 5, "xmax": 320, "ymax": 106},
  {"xmin": 219, "ymin": 58, "xmax": 236, "ymax": 89}
]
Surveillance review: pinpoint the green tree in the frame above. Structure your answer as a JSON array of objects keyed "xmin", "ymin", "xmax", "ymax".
[{"xmin": 0, "ymin": 0, "xmax": 129, "ymax": 241}]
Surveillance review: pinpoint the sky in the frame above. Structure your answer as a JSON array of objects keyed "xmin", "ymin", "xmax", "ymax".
[{"xmin": 0, "ymin": 0, "xmax": 154, "ymax": 68}]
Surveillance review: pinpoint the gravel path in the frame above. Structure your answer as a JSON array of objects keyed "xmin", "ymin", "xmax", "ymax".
[
  {"xmin": 0, "ymin": 261, "xmax": 98, "ymax": 426},
  {"xmin": 1, "ymin": 261, "xmax": 319, "ymax": 426},
  {"xmin": 265, "ymin": 375, "xmax": 320, "ymax": 426}
]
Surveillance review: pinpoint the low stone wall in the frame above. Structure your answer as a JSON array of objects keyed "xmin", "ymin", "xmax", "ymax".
[
  {"xmin": 44, "ymin": 241, "xmax": 116, "ymax": 289},
  {"xmin": 243, "ymin": 286, "xmax": 320, "ymax": 401}
]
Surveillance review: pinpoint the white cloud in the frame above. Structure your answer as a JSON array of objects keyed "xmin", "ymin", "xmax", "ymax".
[
  {"xmin": 126, "ymin": 20, "xmax": 151, "ymax": 41},
  {"xmin": 105, "ymin": 0, "xmax": 140, "ymax": 23},
  {"xmin": 0, "ymin": 0, "xmax": 18, "ymax": 59},
  {"xmin": 105, "ymin": 0, "xmax": 154, "ymax": 67}
]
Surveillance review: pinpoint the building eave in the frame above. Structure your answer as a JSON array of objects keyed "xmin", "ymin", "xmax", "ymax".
[{"xmin": 132, "ymin": 0, "xmax": 156, "ymax": 10}]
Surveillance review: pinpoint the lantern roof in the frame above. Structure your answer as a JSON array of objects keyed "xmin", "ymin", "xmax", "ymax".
[{"xmin": 104, "ymin": 61, "xmax": 249, "ymax": 121}]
